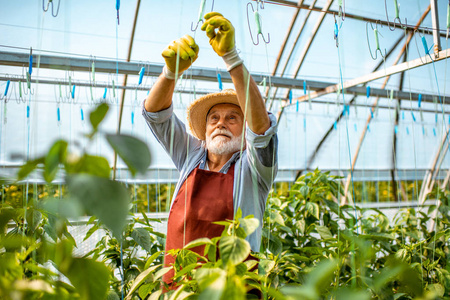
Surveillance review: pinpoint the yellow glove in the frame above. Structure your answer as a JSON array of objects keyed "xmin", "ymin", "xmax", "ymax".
[
  {"xmin": 162, "ymin": 35, "xmax": 199, "ymax": 76},
  {"xmin": 201, "ymin": 12, "xmax": 235, "ymax": 57}
]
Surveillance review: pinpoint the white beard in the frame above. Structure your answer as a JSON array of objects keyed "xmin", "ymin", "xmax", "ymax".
[{"xmin": 206, "ymin": 129, "xmax": 243, "ymax": 155}]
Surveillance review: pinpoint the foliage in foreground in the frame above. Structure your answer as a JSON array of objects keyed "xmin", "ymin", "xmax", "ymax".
[{"xmin": 1, "ymin": 103, "xmax": 450, "ymax": 299}]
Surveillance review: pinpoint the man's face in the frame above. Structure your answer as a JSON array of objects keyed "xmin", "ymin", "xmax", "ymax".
[{"xmin": 205, "ymin": 103, "xmax": 244, "ymax": 155}]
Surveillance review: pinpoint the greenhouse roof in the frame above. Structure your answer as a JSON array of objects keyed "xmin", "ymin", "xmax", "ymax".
[{"xmin": 1, "ymin": 0, "xmax": 450, "ymax": 185}]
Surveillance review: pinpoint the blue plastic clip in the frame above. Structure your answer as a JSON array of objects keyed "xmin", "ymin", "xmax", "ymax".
[
  {"xmin": 72, "ymin": 85, "xmax": 76, "ymax": 99},
  {"xmin": 366, "ymin": 86, "xmax": 370, "ymax": 98},
  {"xmin": 370, "ymin": 109, "xmax": 374, "ymax": 118},
  {"xmin": 217, "ymin": 73, "xmax": 223, "ymax": 90},
  {"xmin": 435, "ymin": 114, "xmax": 438, "ymax": 124},
  {"xmin": 303, "ymin": 117, "xmax": 306, "ymax": 129},
  {"xmin": 411, "ymin": 111, "xmax": 416, "ymax": 122},
  {"xmin": 422, "ymin": 126, "xmax": 425, "ymax": 135},
  {"xmin": 4, "ymin": 80, "xmax": 10, "ymax": 96},
  {"xmin": 334, "ymin": 121, "xmax": 337, "ymax": 130},
  {"xmin": 103, "ymin": 87, "xmax": 107, "ymax": 99},
  {"xmin": 147, "ymin": 90, "xmax": 150, "ymax": 95},
  {"xmin": 81, "ymin": 108, "xmax": 84, "ymax": 121},
  {"xmin": 354, "ymin": 124, "xmax": 357, "ymax": 131},
  {"xmin": 421, "ymin": 36, "xmax": 432, "ymax": 55},
  {"xmin": 289, "ymin": 90, "xmax": 292, "ymax": 104},
  {"xmin": 27, "ymin": 105, "xmax": 30, "ymax": 118},
  {"xmin": 131, "ymin": 111, "xmax": 134, "ymax": 125},
  {"xmin": 394, "ymin": 125, "xmax": 398, "ymax": 134},
  {"xmin": 433, "ymin": 128, "xmax": 436, "ymax": 136},
  {"xmin": 138, "ymin": 67, "xmax": 145, "ymax": 85},
  {"xmin": 29, "ymin": 48, "xmax": 33, "ymax": 76},
  {"xmin": 303, "ymin": 81, "xmax": 306, "ymax": 94},
  {"xmin": 418, "ymin": 94, "xmax": 422, "ymax": 107},
  {"xmin": 296, "ymin": 100, "xmax": 299, "ymax": 112},
  {"xmin": 406, "ymin": 127, "xmax": 409, "ymax": 135},
  {"xmin": 402, "ymin": 111, "xmax": 404, "ymax": 120},
  {"xmin": 116, "ymin": 0, "xmax": 120, "ymax": 24},
  {"xmin": 57, "ymin": 107, "xmax": 60, "ymax": 122},
  {"xmin": 367, "ymin": 124, "xmax": 370, "ymax": 132},
  {"xmin": 345, "ymin": 104, "xmax": 350, "ymax": 116}
]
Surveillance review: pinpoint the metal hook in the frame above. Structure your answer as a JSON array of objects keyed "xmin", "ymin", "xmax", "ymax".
[
  {"xmin": 43, "ymin": 0, "xmax": 61, "ymax": 17},
  {"xmin": 385, "ymin": 0, "xmax": 407, "ymax": 31},
  {"xmin": 247, "ymin": 2, "xmax": 270, "ymax": 45},
  {"xmin": 366, "ymin": 22, "xmax": 387, "ymax": 60},
  {"xmin": 191, "ymin": 0, "xmax": 214, "ymax": 32},
  {"xmin": 338, "ymin": 0, "xmax": 345, "ymax": 21}
]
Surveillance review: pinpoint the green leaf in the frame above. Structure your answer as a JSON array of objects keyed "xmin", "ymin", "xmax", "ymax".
[
  {"xmin": 316, "ymin": 225, "xmax": 333, "ymax": 240},
  {"xmin": 17, "ymin": 157, "xmax": 45, "ymax": 181},
  {"xmin": 184, "ymin": 237, "xmax": 213, "ymax": 250},
  {"xmin": 198, "ymin": 270, "xmax": 226, "ymax": 300},
  {"xmin": 239, "ymin": 218, "xmax": 259, "ymax": 237},
  {"xmin": 269, "ymin": 210, "xmax": 285, "ymax": 226},
  {"xmin": 44, "ymin": 140, "xmax": 68, "ymax": 183},
  {"xmin": 306, "ymin": 202, "xmax": 319, "ymax": 219},
  {"xmin": 61, "ymin": 258, "xmax": 110, "ymax": 300},
  {"xmin": 106, "ymin": 134, "xmax": 151, "ymax": 176},
  {"xmin": 131, "ymin": 228, "xmax": 151, "ymax": 252},
  {"xmin": 89, "ymin": 103, "xmax": 109, "ymax": 132},
  {"xmin": 258, "ymin": 259, "xmax": 275, "ymax": 276},
  {"xmin": 106, "ymin": 290, "xmax": 120, "ymax": 300},
  {"xmin": 295, "ymin": 219, "xmax": 306, "ymax": 235},
  {"xmin": 67, "ymin": 154, "xmax": 111, "ymax": 178},
  {"xmin": 125, "ymin": 265, "xmax": 159, "ymax": 300},
  {"xmin": 66, "ymin": 174, "xmax": 130, "ymax": 240},
  {"xmin": 300, "ymin": 185, "xmax": 310, "ymax": 197},
  {"xmin": 144, "ymin": 250, "xmax": 164, "ymax": 269},
  {"xmin": 219, "ymin": 236, "xmax": 251, "ymax": 266}
]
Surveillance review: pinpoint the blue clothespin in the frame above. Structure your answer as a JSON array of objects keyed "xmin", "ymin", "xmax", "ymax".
[
  {"xmin": 334, "ymin": 121, "xmax": 337, "ymax": 130},
  {"xmin": 303, "ymin": 117, "xmax": 306, "ymax": 130},
  {"xmin": 354, "ymin": 124, "xmax": 357, "ymax": 131},
  {"xmin": 303, "ymin": 81, "xmax": 306, "ymax": 95},
  {"xmin": 366, "ymin": 86, "xmax": 370, "ymax": 98},
  {"xmin": 217, "ymin": 73, "xmax": 223, "ymax": 91},
  {"xmin": 29, "ymin": 48, "xmax": 33, "ymax": 76},
  {"xmin": 422, "ymin": 126, "xmax": 425, "ymax": 135},
  {"xmin": 370, "ymin": 109, "xmax": 374, "ymax": 118},
  {"xmin": 411, "ymin": 111, "xmax": 416, "ymax": 122},
  {"xmin": 27, "ymin": 105, "xmax": 30, "ymax": 118},
  {"xmin": 131, "ymin": 111, "xmax": 134, "ymax": 125},
  {"xmin": 71, "ymin": 85, "xmax": 76, "ymax": 99},
  {"xmin": 289, "ymin": 90, "xmax": 292, "ymax": 104},
  {"xmin": 402, "ymin": 111, "xmax": 405, "ymax": 120},
  {"xmin": 435, "ymin": 114, "xmax": 438, "ymax": 124},
  {"xmin": 418, "ymin": 94, "xmax": 422, "ymax": 107},
  {"xmin": 57, "ymin": 107, "xmax": 60, "ymax": 122},
  {"xmin": 116, "ymin": 0, "xmax": 120, "ymax": 24},
  {"xmin": 80, "ymin": 108, "xmax": 84, "ymax": 121},
  {"xmin": 406, "ymin": 127, "xmax": 409, "ymax": 135},
  {"xmin": 421, "ymin": 36, "xmax": 432, "ymax": 55},
  {"xmin": 296, "ymin": 100, "xmax": 299, "ymax": 112},
  {"xmin": 433, "ymin": 128, "xmax": 436, "ymax": 136},
  {"xmin": 395, "ymin": 125, "xmax": 398, "ymax": 134},
  {"xmin": 103, "ymin": 87, "xmax": 107, "ymax": 99},
  {"xmin": 4, "ymin": 80, "xmax": 10, "ymax": 96},
  {"xmin": 138, "ymin": 67, "xmax": 145, "ymax": 85}
]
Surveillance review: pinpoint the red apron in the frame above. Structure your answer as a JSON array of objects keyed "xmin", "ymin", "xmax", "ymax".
[{"xmin": 162, "ymin": 163, "xmax": 235, "ymax": 287}]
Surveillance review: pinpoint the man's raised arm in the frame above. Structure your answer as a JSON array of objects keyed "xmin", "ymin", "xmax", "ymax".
[
  {"xmin": 144, "ymin": 35, "xmax": 199, "ymax": 113},
  {"xmin": 201, "ymin": 12, "xmax": 270, "ymax": 135}
]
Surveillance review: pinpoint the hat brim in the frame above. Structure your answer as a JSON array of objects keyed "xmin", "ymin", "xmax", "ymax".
[{"xmin": 187, "ymin": 89, "xmax": 240, "ymax": 140}]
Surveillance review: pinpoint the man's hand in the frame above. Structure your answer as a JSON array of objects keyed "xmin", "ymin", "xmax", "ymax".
[
  {"xmin": 201, "ymin": 12, "xmax": 235, "ymax": 56},
  {"xmin": 162, "ymin": 35, "xmax": 199, "ymax": 74}
]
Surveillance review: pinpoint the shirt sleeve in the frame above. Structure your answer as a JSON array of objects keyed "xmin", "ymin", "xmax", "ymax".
[
  {"xmin": 244, "ymin": 112, "xmax": 278, "ymax": 188},
  {"xmin": 141, "ymin": 101, "xmax": 203, "ymax": 171}
]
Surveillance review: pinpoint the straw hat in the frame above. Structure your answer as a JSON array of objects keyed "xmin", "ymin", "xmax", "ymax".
[{"xmin": 187, "ymin": 89, "xmax": 241, "ymax": 140}]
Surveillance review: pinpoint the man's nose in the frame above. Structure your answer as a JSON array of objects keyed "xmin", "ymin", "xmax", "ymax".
[{"xmin": 216, "ymin": 117, "xmax": 227, "ymax": 128}]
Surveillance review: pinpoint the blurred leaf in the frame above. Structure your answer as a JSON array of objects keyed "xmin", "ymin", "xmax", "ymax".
[
  {"xmin": 41, "ymin": 197, "xmax": 83, "ymax": 220},
  {"xmin": 89, "ymin": 103, "xmax": 109, "ymax": 132},
  {"xmin": 44, "ymin": 140, "xmax": 68, "ymax": 183},
  {"xmin": 60, "ymin": 258, "xmax": 110, "ymax": 300},
  {"xmin": 17, "ymin": 157, "xmax": 45, "ymax": 181},
  {"xmin": 184, "ymin": 237, "xmax": 213, "ymax": 250},
  {"xmin": 67, "ymin": 174, "xmax": 130, "ymax": 240},
  {"xmin": 125, "ymin": 265, "xmax": 159, "ymax": 300},
  {"xmin": 300, "ymin": 186, "xmax": 310, "ymax": 198},
  {"xmin": 219, "ymin": 236, "xmax": 250, "ymax": 266},
  {"xmin": 131, "ymin": 228, "xmax": 151, "ymax": 252},
  {"xmin": 67, "ymin": 154, "xmax": 111, "ymax": 178},
  {"xmin": 106, "ymin": 290, "xmax": 120, "ymax": 300},
  {"xmin": 239, "ymin": 218, "xmax": 259, "ymax": 237},
  {"xmin": 198, "ymin": 269, "xmax": 226, "ymax": 300},
  {"xmin": 316, "ymin": 225, "xmax": 333, "ymax": 240},
  {"xmin": 106, "ymin": 134, "xmax": 151, "ymax": 176}
]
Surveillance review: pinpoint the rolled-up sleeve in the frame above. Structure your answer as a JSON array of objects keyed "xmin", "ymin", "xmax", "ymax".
[
  {"xmin": 244, "ymin": 112, "xmax": 278, "ymax": 187},
  {"xmin": 142, "ymin": 101, "xmax": 202, "ymax": 171}
]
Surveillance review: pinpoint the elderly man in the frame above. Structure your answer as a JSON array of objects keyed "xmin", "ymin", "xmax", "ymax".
[{"xmin": 142, "ymin": 12, "xmax": 278, "ymax": 287}]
